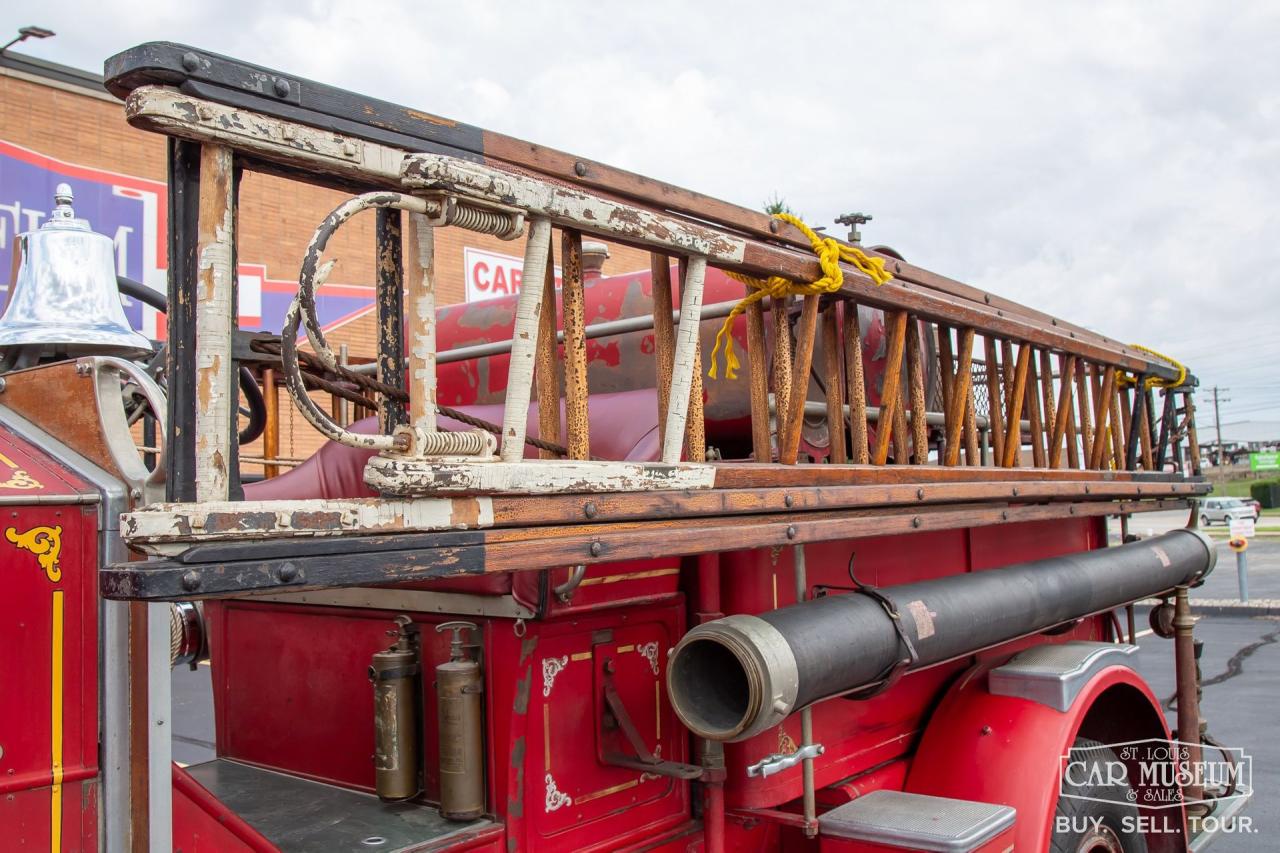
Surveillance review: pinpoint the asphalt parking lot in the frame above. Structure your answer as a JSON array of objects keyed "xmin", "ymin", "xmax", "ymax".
[
  {"xmin": 172, "ymin": 510, "xmax": 1278, "ymax": 849},
  {"xmin": 1130, "ymin": 610, "xmax": 1277, "ymax": 851}
]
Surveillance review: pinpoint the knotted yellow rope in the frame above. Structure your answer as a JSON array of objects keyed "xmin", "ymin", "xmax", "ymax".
[
  {"xmin": 707, "ymin": 213, "xmax": 893, "ymax": 380},
  {"xmin": 1119, "ymin": 343, "xmax": 1189, "ymax": 390}
]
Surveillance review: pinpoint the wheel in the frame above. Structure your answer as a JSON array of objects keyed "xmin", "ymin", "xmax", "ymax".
[
  {"xmin": 1052, "ymin": 738, "xmax": 1149, "ymax": 853},
  {"xmin": 1200, "ymin": 515, "xmax": 1210, "ymax": 527}
]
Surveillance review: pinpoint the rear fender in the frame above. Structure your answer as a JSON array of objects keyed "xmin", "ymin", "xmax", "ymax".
[{"xmin": 906, "ymin": 660, "xmax": 1183, "ymax": 853}]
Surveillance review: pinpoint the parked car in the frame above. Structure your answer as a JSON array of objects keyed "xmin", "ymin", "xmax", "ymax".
[{"xmin": 1199, "ymin": 497, "xmax": 1256, "ymax": 526}]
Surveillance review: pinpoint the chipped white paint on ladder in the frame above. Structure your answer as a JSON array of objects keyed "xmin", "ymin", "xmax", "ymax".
[
  {"xmin": 407, "ymin": 211, "xmax": 438, "ymax": 438},
  {"xmin": 120, "ymin": 496, "xmax": 496, "ymax": 554},
  {"xmin": 363, "ymin": 458, "xmax": 716, "ymax": 497},
  {"xmin": 125, "ymin": 87, "xmax": 406, "ymax": 183},
  {"xmin": 194, "ymin": 144, "xmax": 235, "ymax": 502},
  {"xmin": 500, "ymin": 217, "xmax": 551, "ymax": 463},
  {"xmin": 402, "ymin": 154, "xmax": 748, "ymax": 264},
  {"xmin": 662, "ymin": 256, "xmax": 707, "ymax": 463}
]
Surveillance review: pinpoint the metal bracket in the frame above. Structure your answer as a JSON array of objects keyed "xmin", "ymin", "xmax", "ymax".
[
  {"xmin": 554, "ymin": 564, "xmax": 586, "ymax": 604},
  {"xmin": 78, "ymin": 355, "xmax": 168, "ymax": 505},
  {"xmin": 601, "ymin": 677, "xmax": 701, "ymax": 780},
  {"xmin": 746, "ymin": 743, "xmax": 824, "ymax": 779}
]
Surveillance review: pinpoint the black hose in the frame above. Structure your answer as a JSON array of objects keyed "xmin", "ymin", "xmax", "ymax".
[
  {"xmin": 668, "ymin": 529, "xmax": 1216, "ymax": 741},
  {"xmin": 117, "ymin": 276, "xmax": 267, "ymax": 445}
]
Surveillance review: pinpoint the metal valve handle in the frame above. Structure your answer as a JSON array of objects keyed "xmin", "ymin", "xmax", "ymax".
[{"xmin": 746, "ymin": 743, "xmax": 824, "ymax": 779}]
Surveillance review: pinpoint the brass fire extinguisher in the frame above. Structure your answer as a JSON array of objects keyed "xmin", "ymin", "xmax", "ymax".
[
  {"xmin": 369, "ymin": 615, "xmax": 421, "ymax": 801},
  {"xmin": 435, "ymin": 621, "xmax": 485, "ymax": 820}
]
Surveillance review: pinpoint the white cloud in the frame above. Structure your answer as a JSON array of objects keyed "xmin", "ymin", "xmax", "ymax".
[{"xmin": 10, "ymin": 0, "xmax": 1279, "ymax": 417}]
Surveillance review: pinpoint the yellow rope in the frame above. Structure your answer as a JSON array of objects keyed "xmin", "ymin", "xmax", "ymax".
[
  {"xmin": 1119, "ymin": 343, "xmax": 1189, "ymax": 390},
  {"xmin": 707, "ymin": 213, "xmax": 893, "ymax": 380}
]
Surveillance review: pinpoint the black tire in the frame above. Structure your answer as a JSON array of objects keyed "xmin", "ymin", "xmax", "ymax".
[
  {"xmin": 1051, "ymin": 738, "xmax": 1149, "ymax": 853},
  {"xmin": 1200, "ymin": 515, "xmax": 1210, "ymax": 527}
]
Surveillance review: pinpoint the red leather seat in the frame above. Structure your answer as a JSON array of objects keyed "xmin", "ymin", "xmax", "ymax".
[{"xmin": 243, "ymin": 388, "xmax": 661, "ymax": 502}]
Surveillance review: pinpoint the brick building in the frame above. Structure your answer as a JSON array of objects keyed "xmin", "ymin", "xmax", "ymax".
[{"xmin": 0, "ymin": 49, "xmax": 650, "ymax": 463}]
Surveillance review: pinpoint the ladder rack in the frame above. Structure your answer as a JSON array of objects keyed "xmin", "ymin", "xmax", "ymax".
[{"xmin": 99, "ymin": 43, "xmax": 1207, "ymax": 601}]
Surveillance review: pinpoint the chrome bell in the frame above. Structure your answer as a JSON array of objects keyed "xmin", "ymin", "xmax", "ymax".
[{"xmin": 0, "ymin": 183, "xmax": 153, "ymax": 362}]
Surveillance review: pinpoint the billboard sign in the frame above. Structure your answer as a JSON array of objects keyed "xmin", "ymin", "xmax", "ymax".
[
  {"xmin": 0, "ymin": 139, "xmax": 373, "ymax": 338},
  {"xmin": 1249, "ymin": 451, "xmax": 1279, "ymax": 472},
  {"xmin": 464, "ymin": 246, "xmax": 560, "ymax": 303}
]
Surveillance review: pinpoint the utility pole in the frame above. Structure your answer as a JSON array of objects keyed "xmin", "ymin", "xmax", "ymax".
[{"xmin": 1211, "ymin": 386, "xmax": 1229, "ymax": 466}]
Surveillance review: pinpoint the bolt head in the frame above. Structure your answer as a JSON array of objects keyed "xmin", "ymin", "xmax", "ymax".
[
  {"xmin": 181, "ymin": 52, "xmax": 200, "ymax": 72},
  {"xmin": 583, "ymin": 501, "xmax": 598, "ymax": 519},
  {"xmin": 590, "ymin": 541, "xmax": 603, "ymax": 557},
  {"xmin": 273, "ymin": 78, "xmax": 290, "ymax": 98},
  {"xmin": 277, "ymin": 562, "xmax": 299, "ymax": 583},
  {"xmin": 574, "ymin": 161, "xmax": 587, "ymax": 177},
  {"xmin": 784, "ymin": 494, "xmax": 793, "ymax": 508},
  {"xmin": 181, "ymin": 571, "xmax": 201, "ymax": 592},
  {"xmin": 786, "ymin": 525, "xmax": 797, "ymax": 540}
]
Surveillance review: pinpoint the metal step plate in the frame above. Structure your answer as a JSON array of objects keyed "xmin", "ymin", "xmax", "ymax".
[
  {"xmin": 820, "ymin": 789, "xmax": 1016, "ymax": 852},
  {"xmin": 988, "ymin": 640, "xmax": 1138, "ymax": 712}
]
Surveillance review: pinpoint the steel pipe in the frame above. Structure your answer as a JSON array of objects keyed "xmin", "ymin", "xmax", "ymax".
[
  {"xmin": 667, "ymin": 529, "xmax": 1215, "ymax": 742},
  {"xmin": 350, "ymin": 299, "xmax": 745, "ymax": 372}
]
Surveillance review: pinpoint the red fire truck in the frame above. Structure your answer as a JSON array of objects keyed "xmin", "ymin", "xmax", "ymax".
[{"xmin": 0, "ymin": 42, "xmax": 1246, "ymax": 853}]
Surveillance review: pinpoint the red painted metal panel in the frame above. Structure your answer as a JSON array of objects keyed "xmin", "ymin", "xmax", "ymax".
[
  {"xmin": 487, "ymin": 601, "xmax": 691, "ymax": 852},
  {"xmin": 968, "ymin": 516, "xmax": 1103, "ymax": 571},
  {"xmin": 0, "ymin": 779, "xmax": 98, "ymax": 851},
  {"xmin": 0, "ymin": 427, "xmax": 92, "ymax": 498},
  {"xmin": 210, "ymin": 598, "xmax": 694, "ymax": 851},
  {"xmin": 209, "ymin": 602, "xmax": 445, "ymax": 794},
  {"xmin": 172, "ymin": 764, "xmax": 277, "ymax": 852},
  {"xmin": 0, "ymin": 498, "xmax": 99, "ymax": 851}
]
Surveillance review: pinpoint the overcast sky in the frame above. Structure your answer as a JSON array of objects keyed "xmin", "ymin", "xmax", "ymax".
[{"xmin": 8, "ymin": 1, "xmax": 1278, "ymax": 424}]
